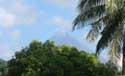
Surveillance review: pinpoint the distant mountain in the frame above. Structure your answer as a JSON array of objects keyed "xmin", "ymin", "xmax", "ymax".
[{"xmin": 49, "ymin": 31, "xmax": 90, "ymax": 51}]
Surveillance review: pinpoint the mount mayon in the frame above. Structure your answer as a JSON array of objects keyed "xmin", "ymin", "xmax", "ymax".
[
  {"xmin": 49, "ymin": 31, "xmax": 92, "ymax": 52},
  {"xmin": 49, "ymin": 31, "xmax": 111, "ymax": 63}
]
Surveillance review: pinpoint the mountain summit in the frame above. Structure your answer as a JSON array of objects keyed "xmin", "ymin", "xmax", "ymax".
[{"xmin": 49, "ymin": 31, "xmax": 90, "ymax": 51}]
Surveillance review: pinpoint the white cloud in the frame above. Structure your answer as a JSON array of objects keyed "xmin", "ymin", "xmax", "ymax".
[
  {"xmin": 44, "ymin": 0, "xmax": 68, "ymax": 6},
  {"xmin": 43, "ymin": 0, "xmax": 78, "ymax": 8},
  {"xmin": 51, "ymin": 16, "xmax": 72, "ymax": 31},
  {"xmin": 0, "ymin": 0, "xmax": 38, "ymax": 28},
  {"xmin": 0, "ymin": 8, "xmax": 15, "ymax": 28}
]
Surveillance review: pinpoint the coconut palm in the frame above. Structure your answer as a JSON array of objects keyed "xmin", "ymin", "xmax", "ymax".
[{"xmin": 73, "ymin": 0, "xmax": 125, "ymax": 75}]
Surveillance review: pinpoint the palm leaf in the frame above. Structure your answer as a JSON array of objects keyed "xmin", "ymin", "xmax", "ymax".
[
  {"xmin": 73, "ymin": 5, "xmax": 105, "ymax": 30},
  {"xmin": 78, "ymin": 0, "xmax": 105, "ymax": 12},
  {"xmin": 86, "ymin": 20, "xmax": 102, "ymax": 41},
  {"xmin": 96, "ymin": 9, "xmax": 124, "ymax": 55},
  {"xmin": 108, "ymin": 25, "xmax": 123, "ymax": 62}
]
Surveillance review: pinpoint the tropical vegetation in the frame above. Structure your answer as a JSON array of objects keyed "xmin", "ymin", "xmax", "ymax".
[
  {"xmin": 6, "ymin": 40, "xmax": 119, "ymax": 76},
  {"xmin": 73, "ymin": 0, "xmax": 125, "ymax": 75},
  {"xmin": 0, "ymin": 59, "xmax": 7, "ymax": 76}
]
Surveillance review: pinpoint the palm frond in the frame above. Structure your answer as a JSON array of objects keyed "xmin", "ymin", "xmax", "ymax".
[
  {"xmin": 96, "ymin": 9, "xmax": 124, "ymax": 55},
  {"xmin": 86, "ymin": 15, "xmax": 110, "ymax": 41},
  {"xmin": 108, "ymin": 25, "xmax": 123, "ymax": 58},
  {"xmin": 86, "ymin": 15, "xmax": 112, "ymax": 41},
  {"xmin": 108, "ymin": 25, "xmax": 123, "ymax": 64},
  {"xmin": 86, "ymin": 20, "xmax": 102, "ymax": 41},
  {"xmin": 73, "ymin": 5, "xmax": 105, "ymax": 30},
  {"xmin": 106, "ymin": 0, "xmax": 124, "ymax": 13},
  {"xmin": 78, "ymin": 0, "xmax": 105, "ymax": 12}
]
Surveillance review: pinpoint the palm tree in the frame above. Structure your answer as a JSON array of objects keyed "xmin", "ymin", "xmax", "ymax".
[{"xmin": 73, "ymin": 0, "xmax": 125, "ymax": 75}]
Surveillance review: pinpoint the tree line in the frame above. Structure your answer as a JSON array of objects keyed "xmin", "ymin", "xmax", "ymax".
[{"xmin": 0, "ymin": 40, "xmax": 120, "ymax": 76}]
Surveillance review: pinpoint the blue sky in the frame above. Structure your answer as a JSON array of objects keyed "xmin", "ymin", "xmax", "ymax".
[{"xmin": 0, "ymin": 0, "xmax": 100, "ymax": 60}]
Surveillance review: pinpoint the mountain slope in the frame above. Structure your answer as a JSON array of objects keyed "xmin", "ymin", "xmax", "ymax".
[{"xmin": 49, "ymin": 31, "xmax": 90, "ymax": 51}]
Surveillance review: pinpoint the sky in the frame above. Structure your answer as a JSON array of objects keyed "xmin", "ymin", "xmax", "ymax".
[{"xmin": 0, "ymin": 0, "xmax": 108, "ymax": 61}]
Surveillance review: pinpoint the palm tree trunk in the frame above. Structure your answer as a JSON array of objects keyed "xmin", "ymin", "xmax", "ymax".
[
  {"xmin": 122, "ymin": 26, "xmax": 125, "ymax": 75},
  {"xmin": 123, "ymin": 50, "xmax": 125, "ymax": 75}
]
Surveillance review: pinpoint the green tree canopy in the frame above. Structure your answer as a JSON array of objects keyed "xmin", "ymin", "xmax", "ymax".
[
  {"xmin": 8, "ymin": 40, "xmax": 118, "ymax": 76},
  {"xmin": 0, "ymin": 59, "xmax": 7, "ymax": 76}
]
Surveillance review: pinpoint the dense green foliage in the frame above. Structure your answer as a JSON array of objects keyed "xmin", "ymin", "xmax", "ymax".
[
  {"xmin": 7, "ymin": 40, "xmax": 119, "ymax": 76},
  {"xmin": 0, "ymin": 59, "xmax": 7, "ymax": 76}
]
